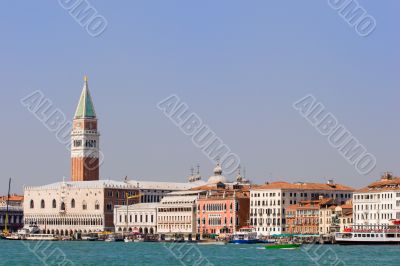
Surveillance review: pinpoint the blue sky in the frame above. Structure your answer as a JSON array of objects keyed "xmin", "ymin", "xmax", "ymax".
[{"xmin": 0, "ymin": 0, "xmax": 399, "ymax": 195}]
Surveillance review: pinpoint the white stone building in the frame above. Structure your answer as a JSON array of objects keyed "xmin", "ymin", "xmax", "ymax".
[
  {"xmin": 353, "ymin": 173, "xmax": 400, "ymax": 226},
  {"xmin": 24, "ymin": 180, "xmax": 139, "ymax": 235},
  {"xmin": 157, "ymin": 191, "xmax": 204, "ymax": 240},
  {"xmin": 114, "ymin": 203, "xmax": 158, "ymax": 234},
  {"xmin": 250, "ymin": 181, "xmax": 354, "ymax": 236}
]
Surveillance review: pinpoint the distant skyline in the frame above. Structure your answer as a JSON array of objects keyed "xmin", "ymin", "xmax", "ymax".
[{"xmin": 1, "ymin": 1, "xmax": 399, "ymax": 195}]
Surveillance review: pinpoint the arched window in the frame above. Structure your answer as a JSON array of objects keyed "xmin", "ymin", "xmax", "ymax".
[
  {"xmin": 83, "ymin": 201, "xmax": 87, "ymax": 210},
  {"xmin": 61, "ymin": 202, "xmax": 66, "ymax": 211},
  {"xmin": 52, "ymin": 199, "xmax": 57, "ymax": 209},
  {"xmin": 41, "ymin": 200, "xmax": 45, "ymax": 209},
  {"xmin": 30, "ymin": 200, "xmax": 34, "ymax": 209},
  {"xmin": 95, "ymin": 201, "xmax": 100, "ymax": 210},
  {"xmin": 71, "ymin": 199, "xmax": 75, "ymax": 208}
]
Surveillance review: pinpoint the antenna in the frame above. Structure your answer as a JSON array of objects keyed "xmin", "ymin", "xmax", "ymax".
[{"xmin": 196, "ymin": 164, "xmax": 200, "ymax": 175}]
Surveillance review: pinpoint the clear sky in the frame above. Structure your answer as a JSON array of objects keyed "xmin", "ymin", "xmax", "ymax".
[{"xmin": 0, "ymin": 0, "xmax": 399, "ymax": 195}]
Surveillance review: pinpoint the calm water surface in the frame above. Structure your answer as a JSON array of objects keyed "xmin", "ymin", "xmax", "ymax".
[{"xmin": 1, "ymin": 240, "xmax": 399, "ymax": 265}]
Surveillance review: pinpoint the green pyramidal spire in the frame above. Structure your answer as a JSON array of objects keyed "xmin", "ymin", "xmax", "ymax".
[{"xmin": 74, "ymin": 76, "xmax": 97, "ymax": 119}]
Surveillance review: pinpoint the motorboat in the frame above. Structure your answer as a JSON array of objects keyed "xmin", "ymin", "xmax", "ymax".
[{"xmin": 230, "ymin": 227, "xmax": 260, "ymax": 244}]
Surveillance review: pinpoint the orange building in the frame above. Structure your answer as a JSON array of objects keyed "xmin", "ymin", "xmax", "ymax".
[{"xmin": 286, "ymin": 198, "xmax": 334, "ymax": 235}]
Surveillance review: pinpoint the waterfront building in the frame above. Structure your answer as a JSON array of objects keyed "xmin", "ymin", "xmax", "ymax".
[
  {"xmin": 250, "ymin": 180, "xmax": 354, "ymax": 236},
  {"xmin": 286, "ymin": 198, "xmax": 334, "ymax": 235},
  {"xmin": 196, "ymin": 189, "xmax": 250, "ymax": 236},
  {"xmin": 319, "ymin": 203, "xmax": 337, "ymax": 235},
  {"xmin": 114, "ymin": 203, "xmax": 158, "ymax": 234},
  {"xmin": 333, "ymin": 200, "xmax": 353, "ymax": 232},
  {"xmin": 24, "ymin": 180, "xmax": 139, "ymax": 235},
  {"xmin": 0, "ymin": 195, "xmax": 24, "ymax": 232},
  {"xmin": 353, "ymin": 172, "xmax": 400, "ymax": 226},
  {"xmin": 157, "ymin": 190, "xmax": 204, "ymax": 240}
]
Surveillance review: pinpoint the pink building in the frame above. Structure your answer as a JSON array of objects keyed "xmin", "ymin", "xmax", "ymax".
[{"xmin": 196, "ymin": 189, "xmax": 250, "ymax": 236}]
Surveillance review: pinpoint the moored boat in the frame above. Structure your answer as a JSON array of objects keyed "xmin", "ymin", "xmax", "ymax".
[
  {"xmin": 335, "ymin": 225, "xmax": 400, "ymax": 245},
  {"xmin": 25, "ymin": 234, "xmax": 59, "ymax": 241},
  {"xmin": 230, "ymin": 227, "xmax": 260, "ymax": 244},
  {"xmin": 124, "ymin": 237, "xmax": 133, "ymax": 243}
]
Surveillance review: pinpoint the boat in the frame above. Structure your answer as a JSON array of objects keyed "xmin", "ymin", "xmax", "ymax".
[
  {"xmin": 335, "ymin": 224, "xmax": 400, "ymax": 245},
  {"xmin": 105, "ymin": 236, "xmax": 116, "ymax": 242},
  {"xmin": 124, "ymin": 237, "xmax": 133, "ymax": 243},
  {"xmin": 5, "ymin": 234, "xmax": 21, "ymax": 240},
  {"xmin": 230, "ymin": 227, "xmax": 260, "ymax": 244},
  {"xmin": 265, "ymin": 243, "xmax": 301, "ymax": 250},
  {"xmin": 82, "ymin": 234, "xmax": 98, "ymax": 241},
  {"xmin": 25, "ymin": 234, "xmax": 58, "ymax": 241},
  {"xmin": 197, "ymin": 241, "xmax": 227, "ymax": 246}
]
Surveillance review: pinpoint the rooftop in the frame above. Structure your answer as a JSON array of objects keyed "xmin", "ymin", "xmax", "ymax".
[
  {"xmin": 356, "ymin": 174, "xmax": 400, "ymax": 193},
  {"xmin": 74, "ymin": 76, "xmax": 96, "ymax": 119},
  {"xmin": 0, "ymin": 195, "xmax": 24, "ymax": 202},
  {"xmin": 115, "ymin": 203, "xmax": 159, "ymax": 210},
  {"xmin": 251, "ymin": 181, "xmax": 354, "ymax": 191},
  {"xmin": 128, "ymin": 180, "xmax": 206, "ymax": 190},
  {"xmin": 287, "ymin": 198, "xmax": 334, "ymax": 210},
  {"xmin": 24, "ymin": 180, "xmax": 139, "ymax": 191}
]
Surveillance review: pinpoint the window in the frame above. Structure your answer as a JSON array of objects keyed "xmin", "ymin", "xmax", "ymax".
[
  {"xmin": 95, "ymin": 201, "xmax": 100, "ymax": 210},
  {"xmin": 52, "ymin": 199, "xmax": 57, "ymax": 209},
  {"xmin": 41, "ymin": 199, "xmax": 45, "ymax": 209},
  {"xmin": 30, "ymin": 200, "xmax": 34, "ymax": 209},
  {"xmin": 83, "ymin": 201, "xmax": 87, "ymax": 210},
  {"xmin": 106, "ymin": 203, "xmax": 112, "ymax": 211},
  {"xmin": 73, "ymin": 140, "xmax": 82, "ymax": 147},
  {"xmin": 71, "ymin": 199, "xmax": 75, "ymax": 208},
  {"xmin": 61, "ymin": 202, "xmax": 66, "ymax": 211}
]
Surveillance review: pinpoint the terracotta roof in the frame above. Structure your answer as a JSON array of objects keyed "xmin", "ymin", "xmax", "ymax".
[
  {"xmin": 251, "ymin": 181, "xmax": 354, "ymax": 191},
  {"xmin": 357, "ymin": 177, "xmax": 400, "ymax": 193},
  {"xmin": 286, "ymin": 198, "xmax": 334, "ymax": 210},
  {"xmin": 0, "ymin": 195, "xmax": 24, "ymax": 202},
  {"xmin": 339, "ymin": 200, "xmax": 353, "ymax": 209}
]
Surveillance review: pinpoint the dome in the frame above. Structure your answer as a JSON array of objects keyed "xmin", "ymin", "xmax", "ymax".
[
  {"xmin": 208, "ymin": 162, "xmax": 226, "ymax": 184},
  {"xmin": 213, "ymin": 163, "xmax": 223, "ymax": 175},
  {"xmin": 207, "ymin": 175, "xmax": 227, "ymax": 184}
]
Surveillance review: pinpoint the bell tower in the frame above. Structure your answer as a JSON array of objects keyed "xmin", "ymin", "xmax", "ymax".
[{"xmin": 71, "ymin": 76, "xmax": 100, "ymax": 181}]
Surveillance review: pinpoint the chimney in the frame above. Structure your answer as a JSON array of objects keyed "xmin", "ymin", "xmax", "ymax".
[{"xmin": 381, "ymin": 172, "xmax": 393, "ymax": 181}]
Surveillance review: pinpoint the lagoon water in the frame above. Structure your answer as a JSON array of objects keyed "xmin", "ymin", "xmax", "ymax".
[{"xmin": 0, "ymin": 240, "xmax": 399, "ymax": 265}]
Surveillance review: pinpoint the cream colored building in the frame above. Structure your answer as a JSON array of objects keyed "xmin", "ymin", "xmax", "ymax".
[
  {"xmin": 335, "ymin": 202, "xmax": 353, "ymax": 232},
  {"xmin": 319, "ymin": 205, "xmax": 336, "ymax": 235},
  {"xmin": 114, "ymin": 203, "xmax": 158, "ymax": 234},
  {"xmin": 250, "ymin": 180, "xmax": 354, "ymax": 236},
  {"xmin": 24, "ymin": 180, "xmax": 139, "ymax": 235},
  {"xmin": 157, "ymin": 191, "xmax": 203, "ymax": 240}
]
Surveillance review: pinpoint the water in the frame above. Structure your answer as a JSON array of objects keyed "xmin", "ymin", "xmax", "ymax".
[{"xmin": 1, "ymin": 240, "xmax": 399, "ymax": 265}]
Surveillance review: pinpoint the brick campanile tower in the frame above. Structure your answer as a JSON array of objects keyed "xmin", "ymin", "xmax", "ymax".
[{"xmin": 71, "ymin": 76, "xmax": 100, "ymax": 181}]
